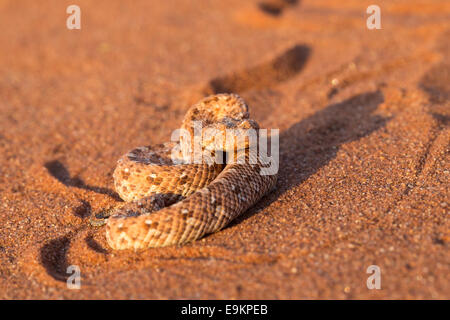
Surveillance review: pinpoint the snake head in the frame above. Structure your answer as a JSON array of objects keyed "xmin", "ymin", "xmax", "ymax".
[
  {"xmin": 201, "ymin": 118, "xmax": 260, "ymax": 154},
  {"xmin": 179, "ymin": 94, "xmax": 260, "ymax": 161}
]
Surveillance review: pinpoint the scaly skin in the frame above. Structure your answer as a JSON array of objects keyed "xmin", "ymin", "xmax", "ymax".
[{"xmin": 105, "ymin": 94, "xmax": 277, "ymax": 250}]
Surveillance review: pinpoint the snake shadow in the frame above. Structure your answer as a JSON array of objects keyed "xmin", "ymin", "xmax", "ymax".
[
  {"xmin": 232, "ymin": 90, "xmax": 389, "ymax": 226},
  {"xmin": 44, "ymin": 160, "xmax": 121, "ymax": 201},
  {"xmin": 258, "ymin": 0, "xmax": 300, "ymax": 16},
  {"xmin": 205, "ymin": 44, "xmax": 311, "ymax": 94},
  {"xmin": 40, "ymin": 236, "xmax": 71, "ymax": 282}
]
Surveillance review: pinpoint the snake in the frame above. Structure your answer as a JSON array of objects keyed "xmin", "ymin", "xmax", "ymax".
[{"xmin": 105, "ymin": 94, "xmax": 277, "ymax": 250}]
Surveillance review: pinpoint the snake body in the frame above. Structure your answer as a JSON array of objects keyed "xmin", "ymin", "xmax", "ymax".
[{"xmin": 105, "ymin": 94, "xmax": 277, "ymax": 250}]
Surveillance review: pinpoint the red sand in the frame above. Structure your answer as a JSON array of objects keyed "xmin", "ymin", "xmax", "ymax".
[{"xmin": 0, "ymin": 0, "xmax": 448, "ymax": 299}]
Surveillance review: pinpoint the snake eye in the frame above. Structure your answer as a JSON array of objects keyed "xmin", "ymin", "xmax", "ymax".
[
  {"xmin": 221, "ymin": 117, "xmax": 237, "ymax": 128},
  {"xmin": 238, "ymin": 119, "xmax": 259, "ymax": 130},
  {"xmin": 238, "ymin": 111, "xmax": 250, "ymax": 119}
]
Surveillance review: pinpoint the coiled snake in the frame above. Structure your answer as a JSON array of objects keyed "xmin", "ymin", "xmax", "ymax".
[{"xmin": 105, "ymin": 94, "xmax": 277, "ymax": 249}]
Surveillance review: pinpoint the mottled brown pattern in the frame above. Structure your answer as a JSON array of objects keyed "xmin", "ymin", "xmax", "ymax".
[{"xmin": 106, "ymin": 94, "xmax": 278, "ymax": 249}]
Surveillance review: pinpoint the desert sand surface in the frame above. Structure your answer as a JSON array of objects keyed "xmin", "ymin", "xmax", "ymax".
[{"xmin": 0, "ymin": 0, "xmax": 448, "ymax": 299}]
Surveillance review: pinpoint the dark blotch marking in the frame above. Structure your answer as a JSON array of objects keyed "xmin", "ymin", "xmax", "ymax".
[
  {"xmin": 179, "ymin": 175, "xmax": 189, "ymax": 184},
  {"xmin": 73, "ymin": 200, "xmax": 91, "ymax": 218},
  {"xmin": 121, "ymin": 171, "xmax": 130, "ymax": 180},
  {"xmin": 327, "ymin": 87, "xmax": 339, "ymax": 99},
  {"xmin": 433, "ymin": 237, "xmax": 446, "ymax": 246}
]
